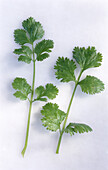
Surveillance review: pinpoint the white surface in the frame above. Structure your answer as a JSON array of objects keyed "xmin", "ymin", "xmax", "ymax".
[{"xmin": 0, "ymin": 0, "xmax": 108, "ymax": 169}]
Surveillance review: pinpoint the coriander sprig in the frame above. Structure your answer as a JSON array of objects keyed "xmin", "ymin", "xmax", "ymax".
[
  {"xmin": 12, "ymin": 17, "xmax": 58, "ymax": 156},
  {"xmin": 41, "ymin": 46, "xmax": 104, "ymax": 154}
]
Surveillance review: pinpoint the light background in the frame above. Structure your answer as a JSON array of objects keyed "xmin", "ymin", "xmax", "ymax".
[{"xmin": 0, "ymin": 0, "xmax": 108, "ymax": 169}]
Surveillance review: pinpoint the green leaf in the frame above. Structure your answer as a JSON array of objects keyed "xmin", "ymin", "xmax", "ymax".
[
  {"xmin": 54, "ymin": 57, "xmax": 76, "ymax": 82},
  {"xmin": 44, "ymin": 84, "xmax": 58, "ymax": 99},
  {"xmin": 14, "ymin": 29, "xmax": 30, "ymax": 45},
  {"xmin": 14, "ymin": 45, "xmax": 32, "ymax": 55},
  {"xmin": 65, "ymin": 123, "xmax": 92, "ymax": 136},
  {"xmin": 35, "ymin": 39, "xmax": 54, "ymax": 61},
  {"xmin": 41, "ymin": 103, "xmax": 66, "ymax": 131},
  {"xmin": 78, "ymin": 75, "xmax": 104, "ymax": 94},
  {"xmin": 35, "ymin": 83, "xmax": 58, "ymax": 101},
  {"xmin": 22, "ymin": 17, "xmax": 44, "ymax": 43},
  {"xmin": 18, "ymin": 55, "xmax": 32, "ymax": 64},
  {"xmin": 13, "ymin": 91, "xmax": 27, "ymax": 100},
  {"xmin": 33, "ymin": 98, "xmax": 47, "ymax": 102},
  {"xmin": 73, "ymin": 46, "xmax": 103, "ymax": 71},
  {"xmin": 12, "ymin": 78, "xmax": 32, "ymax": 100},
  {"xmin": 14, "ymin": 46, "xmax": 32, "ymax": 64},
  {"xmin": 35, "ymin": 86, "xmax": 45, "ymax": 98}
]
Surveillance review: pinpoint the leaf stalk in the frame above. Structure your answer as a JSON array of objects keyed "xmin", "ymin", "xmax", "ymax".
[
  {"xmin": 21, "ymin": 44, "xmax": 36, "ymax": 157},
  {"xmin": 56, "ymin": 69, "xmax": 83, "ymax": 154}
]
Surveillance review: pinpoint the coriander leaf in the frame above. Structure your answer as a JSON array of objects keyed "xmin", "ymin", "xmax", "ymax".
[
  {"xmin": 54, "ymin": 57, "xmax": 76, "ymax": 82},
  {"xmin": 18, "ymin": 55, "xmax": 32, "ymax": 64},
  {"xmin": 13, "ymin": 91, "xmax": 28, "ymax": 100},
  {"xmin": 65, "ymin": 123, "xmax": 92, "ymax": 136},
  {"xmin": 41, "ymin": 103, "xmax": 66, "ymax": 131},
  {"xmin": 44, "ymin": 84, "xmax": 58, "ymax": 99},
  {"xmin": 14, "ymin": 29, "xmax": 30, "ymax": 45},
  {"xmin": 35, "ymin": 83, "xmax": 58, "ymax": 101},
  {"xmin": 12, "ymin": 78, "xmax": 32, "ymax": 99},
  {"xmin": 14, "ymin": 45, "xmax": 32, "ymax": 55},
  {"xmin": 78, "ymin": 75, "xmax": 104, "ymax": 94},
  {"xmin": 14, "ymin": 46, "xmax": 32, "ymax": 64},
  {"xmin": 33, "ymin": 97, "xmax": 47, "ymax": 102},
  {"xmin": 73, "ymin": 46, "xmax": 103, "ymax": 71},
  {"xmin": 35, "ymin": 39, "xmax": 54, "ymax": 61},
  {"xmin": 22, "ymin": 17, "xmax": 44, "ymax": 43},
  {"xmin": 35, "ymin": 86, "xmax": 45, "ymax": 98}
]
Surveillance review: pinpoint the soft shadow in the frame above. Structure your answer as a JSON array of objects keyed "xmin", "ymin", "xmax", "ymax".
[
  {"xmin": 6, "ymin": 51, "xmax": 22, "ymax": 102},
  {"xmin": 31, "ymin": 102, "xmax": 49, "ymax": 135},
  {"xmin": 7, "ymin": 79, "xmax": 18, "ymax": 103},
  {"xmin": 48, "ymin": 60, "xmax": 61, "ymax": 85},
  {"xmin": 75, "ymin": 85, "xmax": 88, "ymax": 99}
]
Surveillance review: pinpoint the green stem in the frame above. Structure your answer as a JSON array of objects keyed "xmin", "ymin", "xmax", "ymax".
[
  {"xmin": 21, "ymin": 44, "xmax": 36, "ymax": 157},
  {"xmin": 56, "ymin": 70, "xmax": 83, "ymax": 154}
]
